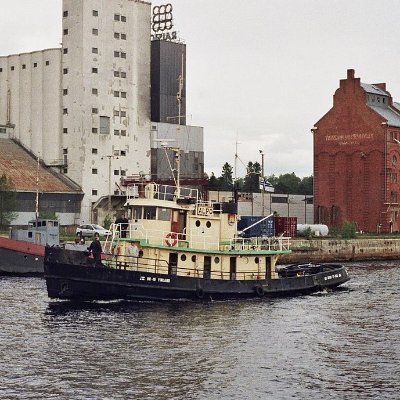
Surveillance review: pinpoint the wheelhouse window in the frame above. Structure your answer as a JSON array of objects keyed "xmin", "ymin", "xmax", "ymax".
[
  {"xmin": 158, "ymin": 208, "xmax": 171, "ymax": 221},
  {"xmin": 132, "ymin": 206, "xmax": 142, "ymax": 220},
  {"xmin": 144, "ymin": 206, "xmax": 156, "ymax": 220}
]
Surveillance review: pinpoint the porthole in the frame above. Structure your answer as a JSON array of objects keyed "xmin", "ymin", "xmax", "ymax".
[
  {"xmin": 206, "ymin": 221, "xmax": 211, "ymax": 228},
  {"xmin": 191, "ymin": 255, "xmax": 197, "ymax": 262},
  {"xmin": 195, "ymin": 220, "xmax": 201, "ymax": 227},
  {"xmin": 180, "ymin": 254, "xmax": 186, "ymax": 261},
  {"xmin": 214, "ymin": 257, "xmax": 220, "ymax": 264},
  {"xmin": 255, "ymin": 257, "xmax": 259, "ymax": 264}
]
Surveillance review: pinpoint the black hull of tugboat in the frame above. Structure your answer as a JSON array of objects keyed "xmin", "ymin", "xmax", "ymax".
[{"xmin": 44, "ymin": 249, "xmax": 350, "ymax": 302}]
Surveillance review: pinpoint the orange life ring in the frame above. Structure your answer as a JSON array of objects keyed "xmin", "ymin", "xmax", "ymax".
[{"xmin": 165, "ymin": 232, "xmax": 178, "ymax": 247}]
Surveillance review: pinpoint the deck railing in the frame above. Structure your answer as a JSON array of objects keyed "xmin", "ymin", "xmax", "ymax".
[
  {"xmin": 104, "ymin": 223, "xmax": 290, "ymax": 254},
  {"xmin": 126, "ymin": 183, "xmax": 199, "ymax": 202}
]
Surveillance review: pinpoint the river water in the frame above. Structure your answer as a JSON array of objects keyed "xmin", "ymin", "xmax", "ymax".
[{"xmin": 0, "ymin": 262, "xmax": 399, "ymax": 400}]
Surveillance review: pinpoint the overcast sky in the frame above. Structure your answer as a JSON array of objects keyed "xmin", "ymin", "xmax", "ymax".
[{"xmin": 1, "ymin": 1, "xmax": 400, "ymax": 178}]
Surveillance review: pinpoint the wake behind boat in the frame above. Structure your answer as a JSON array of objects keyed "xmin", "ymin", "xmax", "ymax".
[{"xmin": 44, "ymin": 182, "xmax": 350, "ymax": 301}]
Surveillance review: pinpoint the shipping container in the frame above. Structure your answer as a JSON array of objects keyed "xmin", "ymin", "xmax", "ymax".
[
  {"xmin": 274, "ymin": 216, "xmax": 297, "ymax": 237},
  {"xmin": 237, "ymin": 216, "xmax": 274, "ymax": 238}
]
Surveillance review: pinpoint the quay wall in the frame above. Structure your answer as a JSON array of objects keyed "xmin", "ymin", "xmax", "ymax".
[{"xmin": 279, "ymin": 238, "xmax": 400, "ymax": 264}]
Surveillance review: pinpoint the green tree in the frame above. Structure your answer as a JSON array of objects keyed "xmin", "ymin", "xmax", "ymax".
[
  {"xmin": 103, "ymin": 214, "xmax": 112, "ymax": 230},
  {"xmin": 341, "ymin": 221, "xmax": 357, "ymax": 239},
  {"xmin": 298, "ymin": 175, "xmax": 313, "ymax": 195},
  {"xmin": 0, "ymin": 174, "xmax": 17, "ymax": 228},
  {"xmin": 40, "ymin": 211, "xmax": 59, "ymax": 220},
  {"xmin": 219, "ymin": 162, "xmax": 233, "ymax": 191},
  {"xmin": 208, "ymin": 172, "xmax": 219, "ymax": 190},
  {"xmin": 270, "ymin": 172, "xmax": 301, "ymax": 194},
  {"xmin": 243, "ymin": 161, "xmax": 261, "ymax": 192}
]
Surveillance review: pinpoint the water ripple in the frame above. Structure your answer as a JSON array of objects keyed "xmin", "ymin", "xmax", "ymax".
[{"xmin": 0, "ymin": 262, "xmax": 399, "ymax": 399}]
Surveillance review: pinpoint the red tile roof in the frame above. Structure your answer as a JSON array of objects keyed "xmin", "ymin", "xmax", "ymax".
[{"xmin": 0, "ymin": 139, "xmax": 79, "ymax": 193}]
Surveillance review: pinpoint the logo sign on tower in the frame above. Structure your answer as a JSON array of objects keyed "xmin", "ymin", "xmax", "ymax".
[{"xmin": 151, "ymin": 3, "xmax": 177, "ymax": 41}]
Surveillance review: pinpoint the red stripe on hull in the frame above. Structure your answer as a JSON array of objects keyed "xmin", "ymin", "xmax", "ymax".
[{"xmin": 0, "ymin": 237, "xmax": 45, "ymax": 257}]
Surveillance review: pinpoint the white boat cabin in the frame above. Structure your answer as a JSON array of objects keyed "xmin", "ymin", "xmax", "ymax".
[{"xmin": 103, "ymin": 183, "xmax": 290, "ymax": 281}]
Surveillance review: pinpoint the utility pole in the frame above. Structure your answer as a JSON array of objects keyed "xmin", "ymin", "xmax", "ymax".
[{"xmin": 259, "ymin": 150, "xmax": 265, "ymax": 216}]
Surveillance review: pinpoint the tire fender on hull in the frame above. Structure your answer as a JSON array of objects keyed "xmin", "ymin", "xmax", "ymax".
[
  {"xmin": 195, "ymin": 287, "xmax": 205, "ymax": 299},
  {"xmin": 255, "ymin": 285, "xmax": 265, "ymax": 297}
]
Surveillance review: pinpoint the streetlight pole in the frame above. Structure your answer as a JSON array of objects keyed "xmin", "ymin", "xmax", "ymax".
[
  {"xmin": 259, "ymin": 150, "xmax": 265, "ymax": 216},
  {"xmin": 102, "ymin": 155, "xmax": 118, "ymax": 212}
]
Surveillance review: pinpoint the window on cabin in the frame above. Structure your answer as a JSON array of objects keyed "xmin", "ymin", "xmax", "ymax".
[
  {"xmin": 132, "ymin": 206, "xmax": 142, "ymax": 220},
  {"xmin": 144, "ymin": 207, "xmax": 156, "ymax": 220},
  {"xmin": 158, "ymin": 208, "xmax": 171, "ymax": 221}
]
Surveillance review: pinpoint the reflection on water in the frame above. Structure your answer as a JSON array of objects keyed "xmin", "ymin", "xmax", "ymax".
[{"xmin": 0, "ymin": 262, "xmax": 399, "ymax": 399}]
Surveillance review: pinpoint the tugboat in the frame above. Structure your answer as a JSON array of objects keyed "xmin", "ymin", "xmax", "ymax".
[{"xmin": 44, "ymin": 182, "xmax": 350, "ymax": 301}]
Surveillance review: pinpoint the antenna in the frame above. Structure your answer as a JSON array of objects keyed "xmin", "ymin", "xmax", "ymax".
[{"xmin": 234, "ymin": 135, "xmax": 241, "ymax": 182}]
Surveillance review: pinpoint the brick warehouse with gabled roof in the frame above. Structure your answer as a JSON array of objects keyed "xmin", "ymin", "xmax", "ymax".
[
  {"xmin": 0, "ymin": 138, "xmax": 83, "ymax": 225},
  {"xmin": 313, "ymin": 69, "xmax": 400, "ymax": 233}
]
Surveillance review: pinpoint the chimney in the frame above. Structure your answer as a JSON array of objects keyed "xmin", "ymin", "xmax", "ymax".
[
  {"xmin": 347, "ymin": 69, "xmax": 355, "ymax": 79},
  {"xmin": 374, "ymin": 83, "xmax": 387, "ymax": 91}
]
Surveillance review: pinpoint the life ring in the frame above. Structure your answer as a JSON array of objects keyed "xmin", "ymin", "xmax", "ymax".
[
  {"xmin": 165, "ymin": 232, "xmax": 178, "ymax": 247},
  {"xmin": 195, "ymin": 287, "xmax": 205, "ymax": 299},
  {"xmin": 255, "ymin": 285, "xmax": 264, "ymax": 297}
]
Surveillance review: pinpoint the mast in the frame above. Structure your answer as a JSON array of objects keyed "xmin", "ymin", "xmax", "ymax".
[{"xmin": 175, "ymin": 50, "xmax": 184, "ymax": 197}]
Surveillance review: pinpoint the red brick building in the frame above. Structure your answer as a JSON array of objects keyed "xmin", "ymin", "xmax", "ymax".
[{"xmin": 313, "ymin": 69, "xmax": 400, "ymax": 233}]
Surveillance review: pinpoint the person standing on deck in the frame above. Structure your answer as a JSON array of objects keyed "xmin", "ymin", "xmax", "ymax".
[{"xmin": 88, "ymin": 234, "xmax": 102, "ymax": 265}]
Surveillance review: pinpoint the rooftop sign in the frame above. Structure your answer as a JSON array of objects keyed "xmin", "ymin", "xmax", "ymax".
[{"xmin": 151, "ymin": 3, "xmax": 178, "ymax": 41}]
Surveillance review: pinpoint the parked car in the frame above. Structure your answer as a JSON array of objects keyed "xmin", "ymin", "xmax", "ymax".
[{"xmin": 76, "ymin": 224, "xmax": 111, "ymax": 238}]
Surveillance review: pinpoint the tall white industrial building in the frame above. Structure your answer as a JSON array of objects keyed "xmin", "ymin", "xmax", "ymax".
[{"xmin": 0, "ymin": 0, "xmax": 152, "ymax": 223}]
